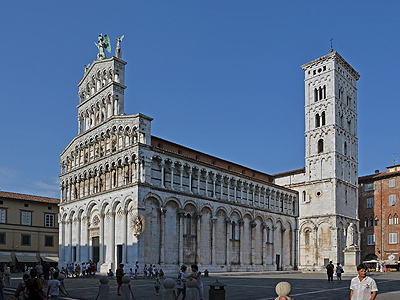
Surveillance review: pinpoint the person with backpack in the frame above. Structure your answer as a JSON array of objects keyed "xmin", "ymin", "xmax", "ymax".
[
  {"xmin": 326, "ymin": 261, "xmax": 334, "ymax": 282},
  {"xmin": 26, "ymin": 269, "xmax": 45, "ymax": 300},
  {"xmin": 175, "ymin": 265, "xmax": 187, "ymax": 300}
]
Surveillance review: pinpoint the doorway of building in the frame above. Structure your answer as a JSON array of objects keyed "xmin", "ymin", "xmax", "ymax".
[
  {"xmin": 276, "ymin": 254, "xmax": 280, "ymax": 271},
  {"xmin": 117, "ymin": 245, "xmax": 123, "ymax": 266},
  {"xmin": 92, "ymin": 237, "xmax": 100, "ymax": 264}
]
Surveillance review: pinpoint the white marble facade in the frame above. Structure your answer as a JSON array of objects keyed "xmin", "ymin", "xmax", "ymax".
[{"xmin": 59, "ymin": 56, "xmax": 298, "ymax": 273}]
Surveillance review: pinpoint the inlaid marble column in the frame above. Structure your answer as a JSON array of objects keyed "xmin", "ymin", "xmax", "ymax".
[
  {"xmin": 178, "ymin": 210, "xmax": 184, "ymax": 265},
  {"xmin": 99, "ymin": 214, "xmax": 105, "ymax": 265},
  {"xmin": 59, "ymin": 220, "xmax": 66, "ymax": 265},
  {"xmin": 195, "ymin": 214, "xmax": 201, "ymax": 264},
  {"xmin": 137, "ymin": 159, "xmax": 142, "ymax": 183},
  {"xmin": 205, "ymin": 172, "xmax": 209, "ymax": 197},
  {"xmin": 160, "ymin": 162, "xmax": 165, "ymax": 188},
  {"xmin": 170, "ymin": 163, "xmax": 174, "ymax": 189},
  {"xmin": 197, "ymin": 170, "xmax": 201, "ymax": 194},
  {"xmin": 250, "ymin": 221, "xmax": 256, "ymax": 265},
  {"xmin": 211, "ymin": 174, "xmax": 216, "ymax": 199},
  {"xmin": 76, "ymin": 217, "xmax": 81, "ymax": 263},
  {"xmin": 160, "ymin": 208, "xmax": 166, "ymax": 264},
  {"xmin": 219, "ymin": 175, "xmax": 224, "ymax": 200},
  {"xmin": 211, "ymin": 216, "xmax": 217, "ymax": 266},
  {"xmin": 281, "ymin": 226, "xmax": 286, "ymax": 269},
  {"xmin": 109, "ymin": 212, "xmax": 116, "ymax": 268},
  {"xmin": 178, "ymin": 165, "xmax": 183, "ymax": 191},
  {"xmin": 314, "ymin": 226, "xmax": 318, "ymax": 265},
  {"xmin": 272, "ymin": 226, "xmax": 276, "ymax": 268},
  {"xmin": 262, "ymin": 223, "xmax": 267, "ymax": 267},
  {"xmin": 233, "ymin": 180, "xmax": 237, "ymax": 203},
  {"xmin": 122, "ymin": 210, "xmax": 127, "ymax": 265},
  {"xmin": 68, "ymin": 219, "xmax": 73, "ymax": 263},
  {"xmin": 239, "ymin": 219, "xmax": 244, "ymax": 266},
  {"xmin": 188, "ymin": 168, "xmax": 193, "ymax": 193},
  {"xmin": 225, "ymin": 218, "xmax": 231, "ymax": 266},
  {"xmin": 227, "ymin": 179, "xmax": 231, "ymax": 201},
  {"xmin": 81, "ymin": 216, "xmax": 89, "ymax": 263}
]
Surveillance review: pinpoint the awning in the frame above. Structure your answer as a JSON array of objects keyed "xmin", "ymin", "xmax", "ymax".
[
  {"xmin": 15, "ymin": 253, "xmax": 38, "ymax": 263},
  {"xmin": 0, "ymin": 254, "xmax": 12, "ymax": 262},
  {"xmin": 42, "ymin": 256, "xmax": 59, "ymax": 262}
]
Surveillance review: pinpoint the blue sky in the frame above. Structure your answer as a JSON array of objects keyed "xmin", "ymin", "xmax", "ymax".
[{"xmin": 1, "ymin": 1, "xmax": 399, "ymax": 198}]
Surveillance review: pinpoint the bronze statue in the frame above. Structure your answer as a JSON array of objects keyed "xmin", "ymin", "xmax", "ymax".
[{"xmin": 95, "ymin": 34, "xmax": 111, "ymax": 60}]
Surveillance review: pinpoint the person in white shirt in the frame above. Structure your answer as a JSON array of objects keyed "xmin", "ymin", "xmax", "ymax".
[
  {"xmin": 350, "ymin": 264, "xmax": 378, "ymax": 300},
  {"xmin": 47, "ymin": 272, "xmax": 67, "ymax": 300}
]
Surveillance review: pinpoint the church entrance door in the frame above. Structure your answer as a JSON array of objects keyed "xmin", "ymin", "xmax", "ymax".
[{"xmin": 92, "ymin": 237, "xmax": 100, "ymax": 264}]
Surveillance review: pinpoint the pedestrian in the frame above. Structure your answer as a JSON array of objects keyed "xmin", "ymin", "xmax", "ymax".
[
  {"xmin": 82, "ymin": 263, "xmax": 86, "ymax": 277},
  {"xmin": 382, "ymin": 262, "xmax": 387, "ymax": 274},
  {"xmin": 154, "ymin": 277, "xmax": 161, "ymax": 296},
  {"xmin": 35, "ymin": 262, "xmax": 43, "ymax": 280},
  {"xmin": 26, "ymin": 269, "xmax": 45, "ymax": 300},
  {"xmin": 159, "ymin": 269, "xmax": 164, "ymax": 278},
  {"xmin": 116, "ymin": 264, "xmax": 125, "ymax": 296},
  {"xmin": 149, "ymin": 264, "xmax": 153, "ymax": 279},
  {"xmin": 143, "ymin": 264, "xmax": 148, "ymax": 279},
  {"xmin": 24, "ymin": 264, "xmax": 28, "ymax": 274},
  {"xmin": 189, "ymin": 264, "xmax": 203, "ymax": 300},
  {"xmin": 15, "ymin": 273, "xmax": 29, "ymax": 300},
  {"xmin": 43, "ymin": 261, "xmax": 51, "ymax": 285},
  {"xmin": 75, "ymin": 264, "xmax": 81, "ymax": 278},
  {"xmin": 91, "ymin": 263, "xmax": 96, "ymax": 277},
  {"xmin": 129, "ymin": 268, "xmax": 134, "ymax": 279},
  {"xmin": 0, "ymin": 274, "xmax": 5, "ymax": 300},
  {"xmin": 47, "ymin": 272, "xmax": 67, "ymax": 300},
  {"xmin": 326, "ymin": 261, "xmax": 334, "ymax": 282},
  {"xmin": 336, "ymin": 263, "xmax": 343, "ymax": 283},
  {"xmin": 350, "ymin": 264, "xmax": 378, "ymax": 300},
  {"xmin": 134, "ymin": 261, "xmax": 139, "ymax": 277},
  {"xmin": 175, "ymin": 265, "xmax": 187, "ymax": 300}
]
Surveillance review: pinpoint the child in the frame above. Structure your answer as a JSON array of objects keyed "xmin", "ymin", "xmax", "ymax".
[
  {"xmin": 159, "ymin": 269, "xmax": 164, "ymax": 278},
  {"xmin": 14, "ymin": 273, "xmax": 29, "ymax": 300},
  {"xmin": 47, "ymin": 272, "xmax": 67, "ymax": 300},
  {"xmin": 154, "ymin": 277, "xmax": 161, "ymax": 296},
  {"xmin": 129, "ymin": 268, "xmax": 134, "ymax": 279},
  {"xmin": 108, "ymin": 269, "xmax": 114, "ymax": 278}
]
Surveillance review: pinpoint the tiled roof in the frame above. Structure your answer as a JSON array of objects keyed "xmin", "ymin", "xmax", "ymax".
[{"xmin": 0, "ymin": 191, "xmax": 59, "ymax": 204}]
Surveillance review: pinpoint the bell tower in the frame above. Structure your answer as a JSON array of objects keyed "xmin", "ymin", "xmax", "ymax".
[{"xmin": 300, "ymin": 51, "xmax": 360, "ymax": 267}]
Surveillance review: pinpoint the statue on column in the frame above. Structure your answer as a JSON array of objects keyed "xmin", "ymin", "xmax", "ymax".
[
  {"xmin": 115, "ymin": 35, "xmax": 124, "ymax": 59},
  {"xmin": 346, "ymin": 223, "xmax": 356, "ymax": 247},
  {"xmin": 95, "ymin": 34, "xmax": 111, "ymax": 60}
]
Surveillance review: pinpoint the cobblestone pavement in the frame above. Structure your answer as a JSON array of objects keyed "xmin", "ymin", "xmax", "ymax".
[{"xmin": 8, "ymin": 271, "xmax": 400, "ymax": 300}]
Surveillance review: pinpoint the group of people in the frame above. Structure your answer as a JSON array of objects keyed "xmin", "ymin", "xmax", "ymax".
[
  {"xmin": 175, "ymin": 264, "xmax": 203, "ymax": 300},
  {"xmin": 61, "ymin": 261, "xmax": 97, "ymax": 278},
  {"xmin": 326, "ymin": 261, "xmax": 344, "ymax": 283},
  {"xmin": 12, "ymin": 269, "xmax": 66, "ymax": 300}
]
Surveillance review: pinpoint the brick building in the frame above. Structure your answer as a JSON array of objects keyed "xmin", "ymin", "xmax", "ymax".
[{"xmin": 359, "ymin": 165, "xmax": 400, "ymax": 270}]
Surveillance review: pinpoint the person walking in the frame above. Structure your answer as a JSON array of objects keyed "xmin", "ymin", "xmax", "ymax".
[
  {"xmin": 26, "ymin": 269, "xmax": 45, "ymax": 300},
  {"xmin": 382, "ymin": 262, "xmax": 387, "ymax": 274},
  {"xmin": 189, "ymin": 264, "xmax": 203, "ymax": 300},
  {"xmin": 47, "ymin": 272, "xmax": 67, "ymax": 300},
  {"xmin": 116, "ymin": 263, "xmax": 125, "ymax": 296},
  {"xmin": 154, "ymin": 277, "xmax": 161, "ymax": 296},
  {"xmin": 0, "ymin": 274, "xmax": 5, "ymax": 300},
  {"xmin": 175, "ymin": 265, "xmax": 187, "ymax": 300},
  {"xmin": 326, "ymin": 261, "xmax": 334, "ymax": 282},
  {"xmin": 336, "ymin": 263, "xmax": 343, "ymax": 283},
  {"xmin": 350, "ymin": 264, "xmax": 378, "ymax": 300}
]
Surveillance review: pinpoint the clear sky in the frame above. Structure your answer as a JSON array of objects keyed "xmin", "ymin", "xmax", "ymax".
[{"xmin": 1, "ymin": 1, "xmax": 399, "ymax": 198}]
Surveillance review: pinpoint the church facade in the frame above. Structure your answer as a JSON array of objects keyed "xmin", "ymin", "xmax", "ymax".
[{"xmin": 58, "ymin": 41, "xmax": 359, "ymax": 273}]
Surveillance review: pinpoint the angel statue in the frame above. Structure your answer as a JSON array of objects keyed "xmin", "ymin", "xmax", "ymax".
[
  {"xmin": 115, "ymin": 35, "xmax": 124, "ymax": 59},
  {"xmin": 94, "ymin": 34, "xmax": 111, "ymax": 60}
]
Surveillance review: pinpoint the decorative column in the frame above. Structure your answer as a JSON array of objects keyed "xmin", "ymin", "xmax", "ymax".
[
  {"xmin": 99, "ymin": 214, "xmax": 105, "ymax": 266},
  {"xmin": 262, "ymin": 223, "xmax": 267, "ymax": 268},
  {"xmin": 122, "ymin": 211, "xmax": 127, "ymax": 265},
  {"xmin": 225, "ymin": 218, "xmax": 231, "ymax": 267},
  {"xmin": 179, "ymin": 165, "xmax": 183, "ymax": 191},
  {"xmin": 188, "ymin": 168, "xmax": 193, "ymax": 193},
  {"xmin": 211, "ymin": 216, "xmax": 217, "ymax": 266},
  {"xmin": 211, "ymin": 173, "xmax": 216, "ymax": 199},
  {"xmin": 272, "ymin": 226, "xmax": 276, "ymax": 268},
  {"xmin": 137, "ymin": 159, "xmax": 142, "ymax": 183},
  {"xmin": 76, "ymin": 217, "xmax": 81, "ymax": 263},
  {"xmin": 170, "ymin": 163, "xmax": 174, "ymax": 189},
  {"xmin": 227, "ymin": 179, "xmax": 231, "ymax": 201},
  {"xmin": 160, "ymin": 162, "xmax": 165, "ymax": 188},
  {"xmin": 178, "ymin": 210, "xmax": 184, "ymax": 265},
  {"xmin": 250, "ymin": 220, "xmax": 256, "ymax": 265},
  {"xmin": 197, "ymin": 170, "xmax": 201, "ymax": 194},
  {"xmin": 59, "ymin": 219, "xmax": 66, "ymax": 265},
  {"xmin": 110, "ymin": 212, "xmax": 116, "ymax": 269},
  {"xmin": 314, "ymin": 226, "xmax": 318, "ymax": 266},
  {"xmin": 195, "ymin": 214, "xmax": 201, "ymax": 265},
  {"xmin": 160, "ymin": 208, "xmax": 166, "ymax": 264},
  {"xmin": 281, "ymin": 226, "xmax": 286, "ymax": 270},
  {"xmin": 68, "ymin": 218, "xmax": 73, "ymax": 263},
  {"xmin": 239, "ymin": 219, "xmax": 244, "ymax": 266},
  {"xmin": 81, "ymin": 216, "xmax": 89, "ymax": 263},
  {"xmin": 205, "ymin": 172, "xmax": 208, "ymax": 197},
  {"xmin": 220, "ymin": 175, "xmax": 224, "ymax": 200},
  {"xmin": 234, "ymin": 180, "xmax": 237, "ymax": 203}
]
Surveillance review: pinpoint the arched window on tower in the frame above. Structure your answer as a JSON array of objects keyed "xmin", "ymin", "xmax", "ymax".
[
  {"xmin": 374, "ymin": 217, "xmax": 379, "ymax": 226},
  {"xmin": 394, "ymin": 214, "xmax": 399, "ymax": 225},
  {"xmin": 186, "ymin": 214, "xmax": 192, "ymax": 235},
  {"xmin": 317, "ymin": 139, "xmax": 324, "ymax": 153},
  {"xmin": 232, "ymin": 222, "xmax": 236, "ymax": 240},
  {"xmin": 344, "ymin": 141, "xmax": 347, "ymax": 155},
  {"xmin": 315, "ymin": 114, "xmax": 320, "ymax": 128},
  {"xmin": 302, "ymin": 190, "xmax": 306, "ymax": 202},
  {"xmin": 314, "ymin": 88, "xmax": 318, "ymax": 102},
  {"xmin": 369, "ymin": 217, "xmax": 374, "ymax": 227},
  {"xmin": 319, "ymin": 87, "xmax": 323, "ymax": 100},
  {"xmin": 323, "ymin": 85, "xmax": 326, "ymax": 99},
  {"xmin": 389, "ymin": 214, "xmax": 393, "ymax": 225},
  {"xmin": 364, "ymin": 217, "xmax": 368, "ymax": 227},
  {"xmin": 321, "ymin": 111, "xmax": 326, "ymax": 126}
]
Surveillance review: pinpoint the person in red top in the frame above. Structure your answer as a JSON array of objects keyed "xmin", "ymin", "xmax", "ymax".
[{"xmin": 116, "ymin": 264, "xmax": 125, "ymax": 296}]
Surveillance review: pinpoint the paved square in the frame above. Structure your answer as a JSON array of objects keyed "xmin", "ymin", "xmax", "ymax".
[{"xmin": 9, "ymin": 271, "xmax": 400, "ymax": 299}]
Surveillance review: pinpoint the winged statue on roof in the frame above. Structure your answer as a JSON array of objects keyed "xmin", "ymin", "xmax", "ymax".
[{"xmin": 94, "ymin": 34, "xmax": 111, "ymax": 60}]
